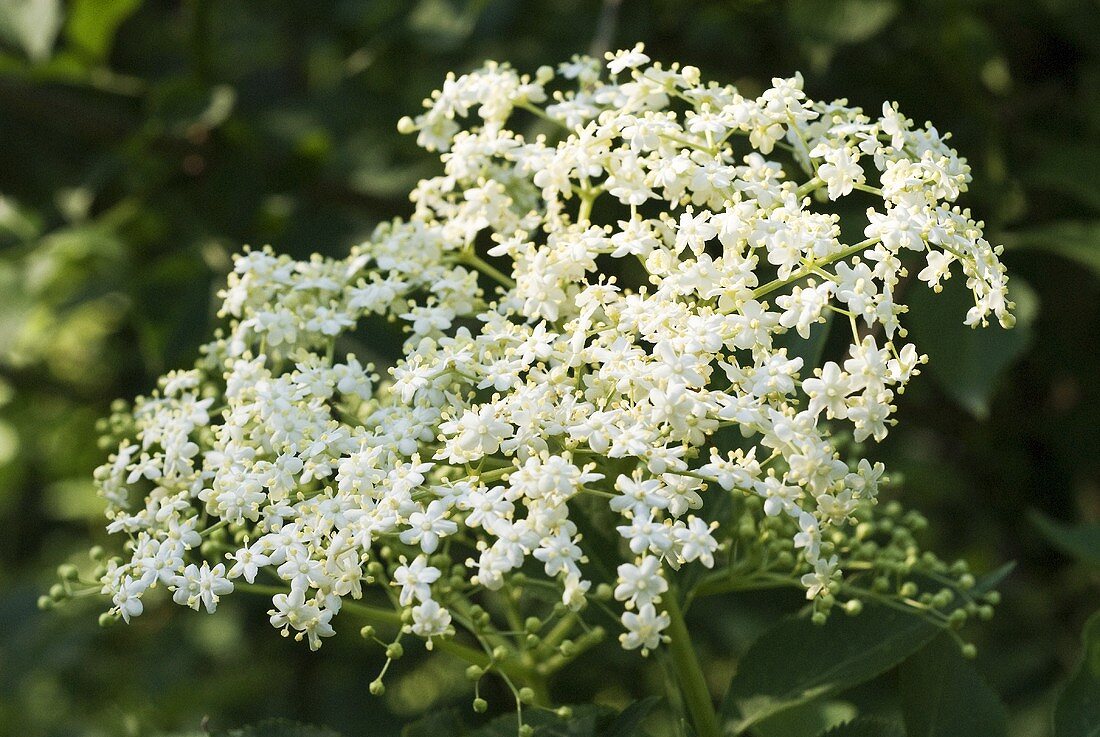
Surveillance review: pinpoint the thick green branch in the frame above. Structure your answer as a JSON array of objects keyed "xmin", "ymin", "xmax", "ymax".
[{"xmin": 664, "ymin": 588, "xmax": 721, "ymax": 737}]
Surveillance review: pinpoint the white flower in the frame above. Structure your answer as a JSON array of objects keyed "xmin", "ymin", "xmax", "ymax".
[
  {"xmin": 392, "ymin": 555, "xmax": 441, "ymax": 606},
  {"xmin": 619, "ymin": 604, "xmax": 670, "ymax": 653},
  {"xmin": 269, "ymin": 588, "xmax": 335, "ymax": 651},
  {"xmin": 803, "ymin": 362, "xmax": 854, "ymax": 419},
  {"xmin": 90, "ymin": 47, "xmax": 1010, "ymax": 655},
  {"xmin": 172, "ymin": 562, "xmax": 233, "ymax": 614},
  {"xmin": 408, "ymin": 599, "xmax": 453, "ymax": 644},
  {"xmin": 800, "ymin": 555, "xmax": 839, "ymax": 599},
  {"xmin": 614, "ymin": 556, "xmax": 668, "ymax": 608},
  {"xmin": 400, "ymin": 500, "xmax": 458, "ymax": 554},
  {"xmin": 606, "ymin": 43, "xmax": 650, "ymax": 75}
]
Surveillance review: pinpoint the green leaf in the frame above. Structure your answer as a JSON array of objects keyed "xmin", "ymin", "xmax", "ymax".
[
  {"xmin": 752, "ymin": 699, "xmax": 857, "ymax": 737},
  {"xmin": 65, "ymin": 0, "xmax": 141, "ymax": 63},
  {"xmin": 1054, "ymin": 610, "xmax": 1100, "ymax": 737},
  {"xmin": 1023, "ymin": 147, "xmax": 1100, "ymax": 213},
  {"xmin": 904, "ymin": 275, "xmax": 1037, "ymax": 418},
  {"xmin": 787, "ymin": 0, "xmax": 899, "ymax": 45},
  {"xmin": 1029, "ymin": 511, "xmax": 1100, "ymax": 567},
  {"xmin": 898, "ymin": 634, "xmax": 1008, "ymax": 737},
  {"xmin": 818, "ymin": 717, "xmax": 905, "ymax": 737},
  {"xmin": 721, "ymin": 603, "xmax": 936, "ymax": 734},
  {"xmin": 472, "ymin": 705, "xmax": 617, "ymax": 737},
  {"xmin": 720, "ymin": 564, "xmax": 1013, "ymax": 735},
  {"xmin": 402, "ymin": 710, "xmax": 464, "ymax": 737},
  {"xmin": 1002, "ymin": 221, "xmax": 1100, "ymax": 277},
  {"xmin": 775, "ymin": 313, "xmax": 834, "ymax": 372},
  {"xmin": 603, "ymin": 697, "xmax": 662, "ymax": 737},
  {"xmin": 212, "ymin": 719, "xmax": 343, "ymax": 737},
  {"xmin": 0, "ymin": 0, "xmax": 62, "ymax": 61}
]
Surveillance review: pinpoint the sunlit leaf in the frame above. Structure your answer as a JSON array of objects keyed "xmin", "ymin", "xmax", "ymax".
[
  {"xmin": 752, "ymin": 699, "xmax": 857, "ymax": 737},
  {"xmin": 65, "ymin": 0, "xmax": 141, "ymax": 63},
  {"xmin": 787, "ymin": 0, "xmax": 898, "ymax": 45}
]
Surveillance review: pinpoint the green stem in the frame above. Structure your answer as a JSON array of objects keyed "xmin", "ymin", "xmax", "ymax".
[
  {"xmin": 458, "ymin": 251, "xmax": 516, "ymax": 290},
  {"xmin": 664, "ymin": 588, "xmax": 721, "ymax": 737},
  {"xmin": 236, "ymin": 582, "xmax": 537, "ymax": 684},
  {"xmin": 752, "ymin": 236, "xmax": 881, "ymax": 300}
]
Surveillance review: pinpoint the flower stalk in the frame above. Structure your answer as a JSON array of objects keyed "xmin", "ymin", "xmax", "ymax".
[{"xmin": 663, "ymin": 587, "xmax": 721, "ymax": 737}]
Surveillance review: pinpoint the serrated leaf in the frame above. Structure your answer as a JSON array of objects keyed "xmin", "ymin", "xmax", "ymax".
[
  {"xmin": 1002, "ymin": 221, "xmax": 1100, "ymax": 276},
  {"xmin": 213, "ymin": 719, "xmax": 343, "ymax": 737},
  {"xmin": 472, "ymin": 704, "xmax": 617, "ymax": 737},
  {"xmin": 603, "ymin": 697, "xmax": 661, "ymax": 737},
  {"xmin": 1054, "ymin": 610, "xmax": 1100, "ymax": 737},
  {"xmin": 1029, "ymin": 511, "xmax": 1100, "ymax": 567},
  {"xmin": 752, "ymin": 699, "xmax": 857, "ymax": 737},
  {"xmin": 402, "ymin": 710, "xmax": 464, "ymax": 737},
  {"xmin": 818, "ymin": 717, "xmax": 905, "ymax": 737},
  {"xmin": 898, "ymin": 634, "xmax": 1007, "ymax": 737},
  {"xmin": 720, "ymin": 564, "xmax": 1013, "ymax": 735},
  {"xmin": 904, "ymin": 276, "xmax": 1037, "ymax": 418}
]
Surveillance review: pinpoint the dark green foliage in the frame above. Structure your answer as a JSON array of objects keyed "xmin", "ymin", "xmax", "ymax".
[
  {"xmin": 1054, "ymin": 611, "xmax": 1100, "ymax": 737},
  {"xmin": 721, "ymin": 565, "xmax": 1011, "ymax": 735},
  {"xmin": 899, "ymin": 635, "xmax": 1008, "ymax": 737}
]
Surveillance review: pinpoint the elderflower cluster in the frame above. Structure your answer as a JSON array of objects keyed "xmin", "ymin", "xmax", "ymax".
[{"xmin": 81, "ymin": 44, "xmax": 1009, "ymax": 658}]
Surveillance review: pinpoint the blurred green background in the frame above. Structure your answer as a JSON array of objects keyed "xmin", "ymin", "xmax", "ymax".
[{"xmin": 0, "ymin": 1, "xmax": 1098, "ymax": 735}]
